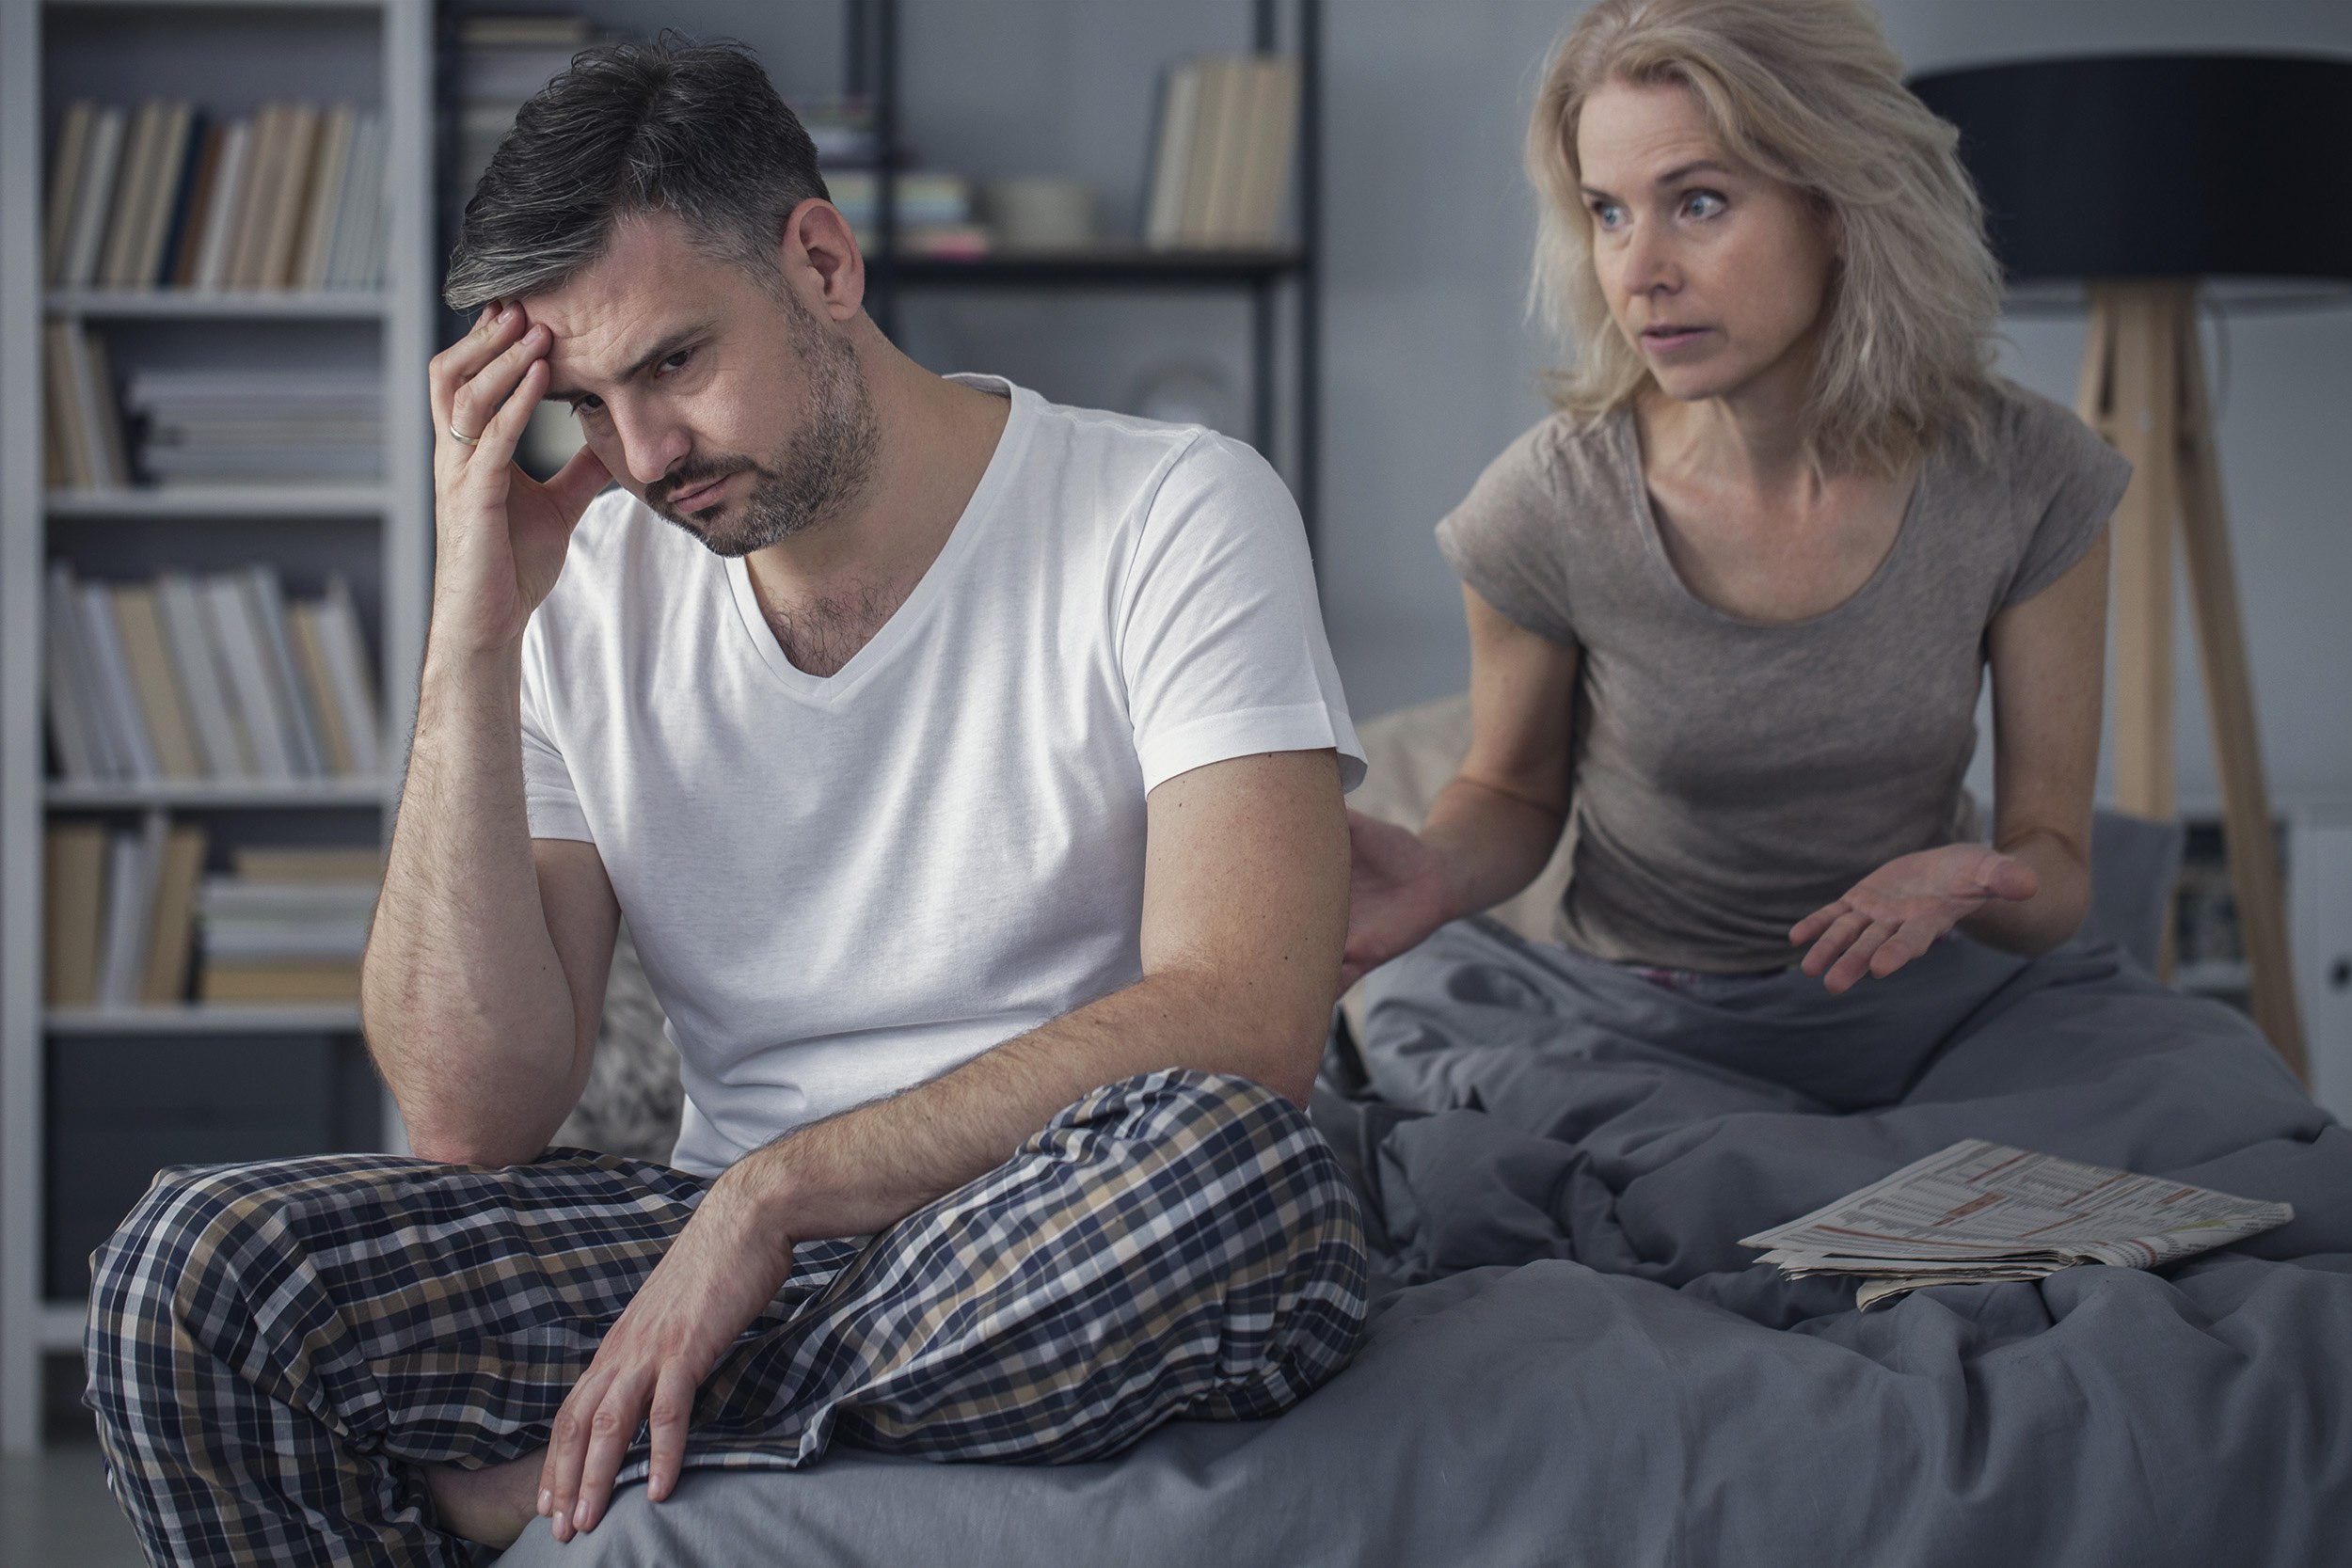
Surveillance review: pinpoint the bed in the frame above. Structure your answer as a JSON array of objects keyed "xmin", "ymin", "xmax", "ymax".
[{"xmin": 497, "ymin": 697, "xmax": 2352, "ymax": 1567}]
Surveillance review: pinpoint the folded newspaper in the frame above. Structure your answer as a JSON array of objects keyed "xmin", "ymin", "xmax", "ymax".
[{"xmin": 1740, "ymin": 1138, "xmax": 2295, "ymax": 1309}]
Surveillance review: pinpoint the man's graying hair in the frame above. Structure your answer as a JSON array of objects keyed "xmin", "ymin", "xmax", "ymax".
[{"xmin": 443, "ymin": 35, "xmax": 828, "ymax": 312}]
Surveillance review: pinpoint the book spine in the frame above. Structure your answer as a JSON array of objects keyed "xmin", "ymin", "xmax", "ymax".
[
  {"xmin": 289, "ymin": 603, "xmax": 355, "ymax": 775},
  {"xmin": 43, "ymin": 101, "xmax": 97, "ymax": 285},
  {"xmin": 318, "ymin": 575, "xmax": 383, "ymax": 774},
  {"xmin": 98, "ymin": 101, "xmax": 162, "ymax": 289},
  {"xmin": 145, "ymin": 103, "xmax": 203, "ymax": 288},
  {"xmin": 156, "ymin": 572, "xmax": 251, "ymax": 777},
  {"xmin": 224, "ymin": 103, "xmax": 282, "ymax": 290},
  {"xmin": 325, "ymin": 114, "xmax": 372, "ymax": 288},
  {"xmin": 344, "ymin": 114, "xmax": 388, "ymax": 289},
  {"xmin": 41, "ymin": 322, "xmax": 93, "ymax": 491},
  {"xmin": 97, "ymin": 820, "xmax": 163, "ymax": 1007},
  {"xmin": 167, "ymin": 120, "xmax": 224, "ymax": 288},
  {"xmin": 295, "ymin": 103, "xmax": 355, "ymax": 290},
  {"xmin": 63, "ymin": 107, "xmax": 126, "ymax": 289},
  {"xmin": 42, "ymin": 564, "xmax": 102, "ymax": 783},
  {"xmin": 111, "ymin": 584, "xmax": 204, "ymax": 780},
  {"xmin": 201, "ymin": 574, "xmax": 294, "ymax": 780},
  {"xmin": 1179, "ymin": 59, "xmax": 1233, "ymax": 246},
  {"xmin": 1246, "ymin": 59, "xmax": 1301, "ymax": 247},
  {"xmin": 49, "ymin": 565, "xmax": 122, "ymax": 780},
  {"xmin": 1210, "ymin": 58, "xmax": 1270, "ymax": 245},
  {"xmin": 128, "ymin": 101, "xmax": 188, "ymax": 287},
  {"xmin": 1144, "ymin": 64, "xmax": 1200, "ymax": 251},
  {"xmin": 138, "ymin": 825, "xmax": 209, "ymax": 1005},
  {"xmin": 78, "ymin": 580, "xmax": 159, "ymax": 781},
  {"xmin": 194, "ymin": 119, "xmax": 251, "ymax": 291},
  {"xmin": 43, "ymin": 823, "xmax": 108, "ymax": 1006},
  {"xmin": 259, "ymin": 103, "xmax": 322, "ymax": 289},
  {"xmin": 79, "ymin": 329, "xmax": 132, "ymax": 488},
  {"xmin": 243, "ymin": 566, "xmax": 326, "ymax": 776}
]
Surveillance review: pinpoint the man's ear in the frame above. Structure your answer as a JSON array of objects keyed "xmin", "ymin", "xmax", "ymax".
[{"xmin": 781, "ymin": 197, "xmax": 866, "ymax": 325}]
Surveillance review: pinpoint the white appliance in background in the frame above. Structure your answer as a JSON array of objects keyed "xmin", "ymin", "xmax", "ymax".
[{"xmin": 2292, "ymin": 808, "xmax": 2352, "ymax": 1124}]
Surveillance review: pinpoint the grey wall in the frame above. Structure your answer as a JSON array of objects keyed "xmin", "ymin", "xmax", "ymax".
[{"xmin": 577, "ymin": 0, "xmax": 2352, "ymax": 810}]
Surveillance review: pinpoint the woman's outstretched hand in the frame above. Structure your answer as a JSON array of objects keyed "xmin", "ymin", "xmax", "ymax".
[
  {"xmin": 1791, "ymin": 843, "xmax": 2040, "ymax": 993},
  {"xmin": 1342, "ymin": 810, "xmax": 1460, "ymax": 993}
]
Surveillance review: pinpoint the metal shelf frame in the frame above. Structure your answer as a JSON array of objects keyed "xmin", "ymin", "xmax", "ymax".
[{"xmin": 848, "ymin": 0, "xmax": 1325, "ymax": 549}]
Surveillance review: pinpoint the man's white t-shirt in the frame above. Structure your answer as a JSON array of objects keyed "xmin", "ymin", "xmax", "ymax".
[{"xmin": 518, "ymin": 375, "xmax": 1363, "ymax": 1177}]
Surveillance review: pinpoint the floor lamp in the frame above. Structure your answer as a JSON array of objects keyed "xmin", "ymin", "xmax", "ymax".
[{"xmin": 1911, "ymin": 55, "xmax": 2352, "ymax": 1078}]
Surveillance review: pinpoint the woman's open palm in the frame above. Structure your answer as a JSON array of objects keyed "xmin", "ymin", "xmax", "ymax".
[
  {"xmin": 1342, "ymin": 810, "xmax": 1459, "ymax": 991},
  {"xmin": 1791, "ymin": 842, "xmax": 2039, "ymax": 993}
]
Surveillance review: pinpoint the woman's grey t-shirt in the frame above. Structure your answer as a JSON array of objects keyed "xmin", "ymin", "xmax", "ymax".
[{"xmin": 1435, "ymin": 381, "xmax": 2131, "ymax": 973}]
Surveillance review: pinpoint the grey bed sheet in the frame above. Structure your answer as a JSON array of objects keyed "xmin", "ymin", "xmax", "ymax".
[{"xmin": 501, "ymin": 924, "xmax": 2352, "ymax": 1567}]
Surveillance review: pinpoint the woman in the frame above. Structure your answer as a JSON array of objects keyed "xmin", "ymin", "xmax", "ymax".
[{"xmin": 1345, "ymin": 0, "xmax": 2129, "ymax": 1080}]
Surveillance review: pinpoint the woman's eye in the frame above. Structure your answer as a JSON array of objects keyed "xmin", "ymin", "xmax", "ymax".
[
  {"xmin": 1591, "ymin": 201, "xmax": 1626, "ymax": 230},
  {"xmin": 1684, "ymin": 190, "xmax": 1726, "ymax": 219}
]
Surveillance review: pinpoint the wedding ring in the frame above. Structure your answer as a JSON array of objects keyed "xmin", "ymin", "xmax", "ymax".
[{"xmin": 449, "ymin": 423, "xmax": 482, "ymax": 448}]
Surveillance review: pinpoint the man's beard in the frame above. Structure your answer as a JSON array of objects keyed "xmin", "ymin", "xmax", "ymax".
[{"xmin": 645, "ymin": 302, "xmax": 880, "ymax": 558}]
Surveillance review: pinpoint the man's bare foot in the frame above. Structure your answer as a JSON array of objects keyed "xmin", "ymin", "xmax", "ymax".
[{"xmin": 423, "ymin": 1448, "xmax": 546, "ymax": 1547}]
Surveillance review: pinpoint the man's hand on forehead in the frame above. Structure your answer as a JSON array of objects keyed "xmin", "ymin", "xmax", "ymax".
[{"xmin": 423, "ymin": 295, "xmax": 612, "ymax": 654}]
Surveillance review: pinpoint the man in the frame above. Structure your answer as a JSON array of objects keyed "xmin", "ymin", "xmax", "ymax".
[{"xmin": 86, "ymin": 39, "xmax": 1368, "ymax": 1565}]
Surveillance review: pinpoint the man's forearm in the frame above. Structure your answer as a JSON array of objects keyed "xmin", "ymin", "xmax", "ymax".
[
  {"xmin": 362, "ymin": 642, "xmax": 581, "ymax": 1160},
  {"xmin": 716, "ymin": 963, "xmax": 1325, "ymax": 1249}
]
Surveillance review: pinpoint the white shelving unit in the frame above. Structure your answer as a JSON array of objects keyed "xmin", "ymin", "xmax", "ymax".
[{"xmin": 0, "ymin": 0, "xmax": 433, "ymax": 1452}]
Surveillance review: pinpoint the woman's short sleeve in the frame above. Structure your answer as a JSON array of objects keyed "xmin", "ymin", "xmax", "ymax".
[
  {"xmin": 1435, "ymin": 421, "xmax": 1581, "ymax": 647},
  {"xmin": 1999, "ymin": 396, "xmax": 2134, "ymax": 610}
]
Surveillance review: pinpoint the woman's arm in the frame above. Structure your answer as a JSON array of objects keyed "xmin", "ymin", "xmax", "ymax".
[
  {"xmin": 1965, "ymin": 528, "xmax": 2109, "ymax": 954},
  {"xmin": 1343, "ymin": 585, "xmax": 1578, "ymax": 985},
  {"xmin": 1790, "ymin": 531, "xmax": 2109, "ymax": 990}
]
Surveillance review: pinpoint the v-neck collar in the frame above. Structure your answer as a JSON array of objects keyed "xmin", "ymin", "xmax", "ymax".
[{"xmin": 724, "ymin": 375, "xmax": 1031, "ymax": 708}]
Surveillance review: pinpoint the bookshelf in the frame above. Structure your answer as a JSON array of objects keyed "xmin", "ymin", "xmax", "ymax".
[{"xmin": 0, "ymin": 0, "xmax": 434, "ymax": 1451}]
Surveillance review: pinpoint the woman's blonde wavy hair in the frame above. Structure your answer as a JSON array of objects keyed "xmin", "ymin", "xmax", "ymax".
[{"xmin": 1527, "ymin": 0, "xmax": 2001, "ymax": 475}]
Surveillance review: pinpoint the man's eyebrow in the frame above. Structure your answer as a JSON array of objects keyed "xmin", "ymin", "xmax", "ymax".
[
  {"xmin": 1579, "ymin": 160, "xmax": 1735, "ymax": 202},
  {"xmin": 544, "ymin": 322, "xmax": 715, "ymax": 404}
]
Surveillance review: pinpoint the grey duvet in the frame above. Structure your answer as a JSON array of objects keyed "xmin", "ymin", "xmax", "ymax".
[{"xmin": 500, "ymin": 922, "xmax": 2352, "ymax": 1566}]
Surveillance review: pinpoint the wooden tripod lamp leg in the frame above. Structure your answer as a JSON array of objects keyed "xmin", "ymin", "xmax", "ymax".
[
  {"xmin": 2079, "ymin": 281, "xmax": 2185, "ymax": 826},
  {"xmin": 2076, "ymin": 280, "xmax": 2308, "ymax": 1076},
  {"xmin": 2173, "ymin": 300, "xmax": 2309, "ymax": 1076}
]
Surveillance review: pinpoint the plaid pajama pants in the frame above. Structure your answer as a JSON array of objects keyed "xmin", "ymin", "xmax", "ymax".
[{"xmin": 85, "ymin": 1069, "xmax": 1369, "ymax": 1568}]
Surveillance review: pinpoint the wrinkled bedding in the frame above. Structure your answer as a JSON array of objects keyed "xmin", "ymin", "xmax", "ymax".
[{"xmin": 501, "ymin": 923, "xmax": 2352, "ymax": 1566}]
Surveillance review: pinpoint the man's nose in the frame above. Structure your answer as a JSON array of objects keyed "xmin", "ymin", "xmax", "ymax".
[{"xmin": 610, "ymin": 407, "xmax": 689, "ymax": 487}]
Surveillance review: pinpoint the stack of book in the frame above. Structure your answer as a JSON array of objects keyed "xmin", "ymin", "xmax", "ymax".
[
  {"xmin": 456, "ymin": 13, "xmax": 598, "ymax": 205},
  {"xmin": 43, "ymin": 98, "xmax": 387, "ymax": 293},
  {"xmin": 1142, "ymin": 55, "xmax": 1300, "ymax": 250},
  {"xmin": 45, "ymin": 563, "xmax": 381, "ymax": 786},
  {"xmin": 198, "ymin": 847, "xmax": 381, "ymax": 1004},
  {"xmin": 828, "ymin": 171, "xmax": 991, "ymax": 260},
  {"xmin": 40, "ymin": 319, "xmax": 130, "ymax": 490},
  {"xmin": 41, "ymin": 817, "xmax": 207, "ymax": 1008},
  {"xmin": 794, "ymin": 96, "xmax": 883, "ymax": 169},
  {"xmin": 123, "ymin": 365, "xmax": 383, "ymax": 484}
]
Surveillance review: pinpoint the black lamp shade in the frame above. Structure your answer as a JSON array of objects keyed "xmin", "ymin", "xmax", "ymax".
[{"xmin": 1907, "ymin": 55, "xmax": 2352, "ymax": 286}]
